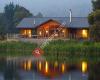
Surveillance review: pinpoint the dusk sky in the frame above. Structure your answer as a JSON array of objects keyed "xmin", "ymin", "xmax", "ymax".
[{"xmin": 0, "ymin": 0, "xmax": 92, "ymax": 17}]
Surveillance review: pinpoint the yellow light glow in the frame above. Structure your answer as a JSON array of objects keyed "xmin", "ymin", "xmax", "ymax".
[
  {"xmin": 62, "ymin": 63, "xmax": 65, "ymax": 73},
  {"xmin": 45, "ymin": 61, "xmax": 49, "ymax": 73},
  {"xmin": 62, "ymin": 30, "xmax": 65, "ymax": 33},
  {"xmin": 28, "ymin": 30, "xmax": 32, "ymax": 38},
  {"xmin": 82, "ymin": 61, "xmax": 87, "ymax": 73},
  {"xmin": 46, "ymin": 30, "xmax": 48, "ymax": 33},
  {"xmin": 39, "ymin": 31, "xmax": 42, "ymax": 35},
  {"xmin": 27, "ymin": 60, "xmax": 32, "ymax": 70},
  {"xmin": 54, "ymin": 61, "xmax": 58, "ymax": 67},
  {"xmin": 82, "ymin": 29, "xmax": 88, "ymax": 38},
  {"xmin": 24, "ymin": 61, "xmax": 27, "ymax": 70},
  {"xmin": 39, "ymin": 61, "xmax": 42, "ymax": 71}
]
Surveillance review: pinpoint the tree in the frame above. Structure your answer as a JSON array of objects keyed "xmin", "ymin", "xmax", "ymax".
[
  {"xmin": 92, "ymin": 0, "xmax": 100, "ymax": 11},
  {"xmin": 0, "ymin": 13, "xmax": 6, "ymax": 40},
  {"xmin": 88, "ymin": 0, "xmax": 100, "ymax": 41},
  {"xmin": 14, "ymin": 5, "xmax": 33, "ymax": 25},
  {"xmin": 35, "ymin": 12, "xmax": 43, "ymax": 17},
  {"xmin": 4, "ymin": 3, "xmax": 15, "ymax": 33},
  {"xmin": 4, "ymin": 3, "xmax": 33, "ymax": 33},
  {"xmin": 89, "ymin": 62, "xmax": 100, "ymax": 80}
]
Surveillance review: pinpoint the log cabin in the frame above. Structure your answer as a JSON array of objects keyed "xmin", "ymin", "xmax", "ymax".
[{"xmin": 16, "ymin": 17, "xmax": 89, "ymax": 39}]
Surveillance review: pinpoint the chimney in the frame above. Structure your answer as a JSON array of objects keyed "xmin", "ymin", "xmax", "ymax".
[
  {"xmin": 69, "ymin": 9, "xmax": 72, "ymax": 23},
  {"xmin": 34, "ymin": 19, "xmax": 36, "ymax": 25}
]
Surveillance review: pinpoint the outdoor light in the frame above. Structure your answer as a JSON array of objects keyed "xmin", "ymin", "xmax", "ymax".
[{"xmin": 82, "ymin": 61, "xmax": 87, "ymax": 73}]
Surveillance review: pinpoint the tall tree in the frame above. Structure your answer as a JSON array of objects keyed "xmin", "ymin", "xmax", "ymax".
[
  {"xmin": 14, "ymin": 5, "xmax": 33, "ymax": 25},
  {"xmin": 4, "ymin": 3, "xmax": 15, "ymax": 33},
  {"xmin": 88, "ymin": 0, "xmax": 100, "ymax": 41},
  {"xmin": 4, "ymin": 3, "xmax": 33, "ymax": 33},
  {"xmin": 92, "ymin": 0, "xmax": 100, "ymax": 11},
  {"xmin": 35, "ymin": 12, "xmax": 43, "ymax": 17}
]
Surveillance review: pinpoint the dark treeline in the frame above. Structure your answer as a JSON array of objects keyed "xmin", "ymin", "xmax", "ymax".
[{"xmin": 0, "ymin": 2, "xmax": 43, "ymax": 40}]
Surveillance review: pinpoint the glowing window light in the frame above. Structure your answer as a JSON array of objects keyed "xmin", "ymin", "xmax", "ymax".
[
  {"xmin": 62, "ymin": 63, "xmax": 65, "ymax": 73},
  {"xmin": 46, "ymin": 30, "xmax": 48, "ymax": 34},
  {"xmin": 62, "ymin": 30, "xmax": 65, "ymax": 33},
  {"xmin": 82, "ymin": 29, "xmax": 88, "ymax": 38},
  {"xmin": 28, "ymin": 30, "xmax": 32, "ymax": 37},
  {"xmin": 39, "ymin": 31, "xmax": 42, "ymax": 35},
  {"xmin": 82, "ymin": 61, "xmax": 87, "ymax": 73},
  {"xmin": 45, "ymin": 61, "xmax": 49, "ymax": 73},
  {"xmin": 27, "ymin": 60, "xmax": 32, "ymax": 70}
]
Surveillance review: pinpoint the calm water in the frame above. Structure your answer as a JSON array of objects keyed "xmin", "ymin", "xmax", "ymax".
[{"xmin": 0, "ymin": 57, "xmax": 88, "ymax": 80}]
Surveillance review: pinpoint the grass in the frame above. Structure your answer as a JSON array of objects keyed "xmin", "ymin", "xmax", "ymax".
[
  {"xmin": 0, "ymin": 41, "xmax": 37, "ymax": 57},
  {"xmin": 0, "ymin": 40, "xmax": 100, "ymax": 62},
  {"xmin": 43, "ymin": 40, "xmax": 100, "ymax": 62}
]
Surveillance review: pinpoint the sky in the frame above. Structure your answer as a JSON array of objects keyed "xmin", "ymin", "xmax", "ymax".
[{"xmin": 0, "ymin": 0, "xmax": 92, "ymax": 17}]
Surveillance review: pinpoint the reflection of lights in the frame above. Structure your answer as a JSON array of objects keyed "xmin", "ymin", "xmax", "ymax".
[
  {"xmin": 82, "ymin": 29, "xmax": 88, "ymax": 38},
  {"xmin": 39, "ymin": 61, "xmax": 42, "ymax": 71},
  {"xmin": 82, "ymin": 61, "xmax": 87, "ymax": 73},
  {"xmin": 62, "ymin": 63, "xmax": 65, "ymax": 73},
  {"xmin": 24, "ymin": 61, "xmax": 27, "ymax": 70},
  {"xmin": 54, "ymin": 61, "xmax": 58, "ymax": 67},
  {"xmin": 27, "ymin": 60, "xmax": 32, "ymax": 70},
  {"xmin": 45, "ymin": 61, "xmax": 49, "ymax": 73}
]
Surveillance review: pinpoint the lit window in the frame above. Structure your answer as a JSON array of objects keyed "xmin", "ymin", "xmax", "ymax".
[
  {"xmin": 46, "ymin": 30, "xmax": 48, "ymax": 34},
  {"xmin": 62, "ymin": 30, "xmax": 65, "ymax": 33},
  {"xmin": 82, "ymin": 29, "xmax": 88, "ymax": 38},
  {"xmin": 39, "ymin": 31, "xmax": 42, "ymax": 35}
]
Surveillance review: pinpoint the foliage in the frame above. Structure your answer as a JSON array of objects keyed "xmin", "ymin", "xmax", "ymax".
[
  {"xmin": 0, "ymin": 41, "xmax": 37, "ymax": 57},
  {"xmin": 92, "ymin": 0, "xmax": 100, "ymax": 11},
  {"xmin": 89, "ymin": 62, "xmax": 100, "ymax": 80},
  {"xmin": 43, "ymin": 40, "xmax": 100, "ymax": 62},
  {"xmin": 88, "ymin": 10, "xmax": 100, "ymax": 25},
  {"xmin": 90, "ymin": 21, "xmax": 100, "ymax": 41},
  {"xmin": 4, "ymin": 3, "xmax": 33, "ymax": 33},
  {"xmin": 35, "ymin": 12, "xmax": 43, "ymax": 17},
  {"xmin": 88, "ymin": 0, "xmax": 100, "ymax": 41}
]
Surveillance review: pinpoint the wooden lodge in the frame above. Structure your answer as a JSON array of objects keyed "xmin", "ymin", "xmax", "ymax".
[{"xmin": 16, "ymin": 17, "xmax": 89, "ymax": 39}]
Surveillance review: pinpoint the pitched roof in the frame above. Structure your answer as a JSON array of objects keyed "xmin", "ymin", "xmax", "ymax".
[{"xmin": 16, "ymin": 17, "xmax": 89, "ymax": 29}]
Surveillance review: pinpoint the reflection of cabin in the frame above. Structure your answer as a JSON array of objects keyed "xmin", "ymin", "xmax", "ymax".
[{"xmin": 16, "ymin": 17, "xmax": 89, "ymax": 39}]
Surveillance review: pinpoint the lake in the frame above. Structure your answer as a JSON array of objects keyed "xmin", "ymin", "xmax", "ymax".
[{"xmin": 0, "ymin": 57, "xmax": 88, "ymax": 80}]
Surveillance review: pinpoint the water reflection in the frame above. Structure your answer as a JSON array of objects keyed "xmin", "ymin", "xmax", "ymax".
[
  {"xmin": 0, "ymin": 58, "xmax": 88, "ymax": 80},
  {"xmin": 82, "ymin": 61, "xmax": 88, "ymax": 73}
]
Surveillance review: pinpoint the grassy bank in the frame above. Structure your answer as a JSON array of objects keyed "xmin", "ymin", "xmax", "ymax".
[
  {"xmin": 0, "ymin": 41, "xmax": 37, "ymax": 57},
  {"xmin": 43, "ymin": 40, "xmax": 100, "ymax": 62}
]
